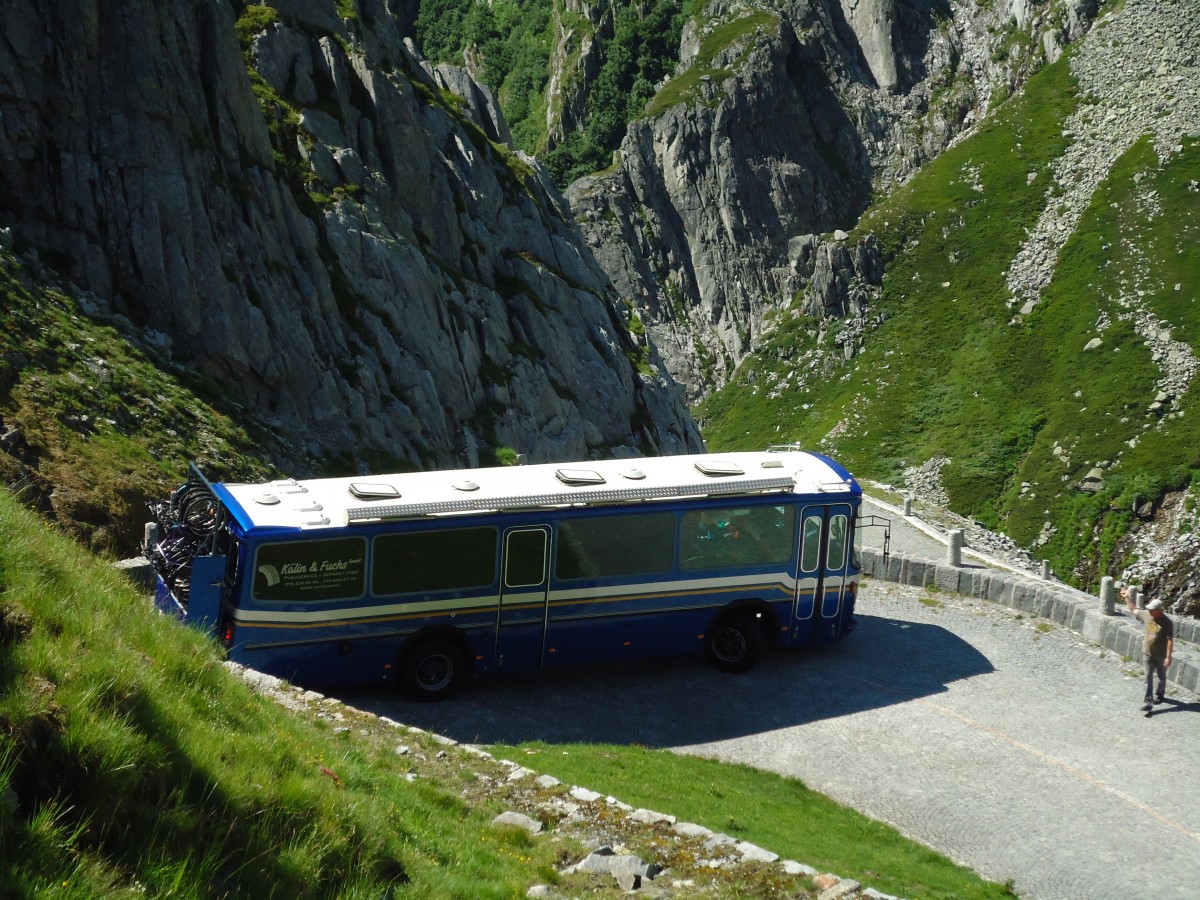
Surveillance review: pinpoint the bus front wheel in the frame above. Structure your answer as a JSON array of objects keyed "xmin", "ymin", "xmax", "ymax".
[
  {"xmin": 399, "ymin": 638, "xmax": 466, "ymax": 701},
  {"xmin": 705, "ymin": 613, "xmax": 763, "ymax": 673}
]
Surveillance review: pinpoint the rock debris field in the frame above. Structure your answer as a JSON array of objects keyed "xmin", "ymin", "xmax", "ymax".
[
  {"xmin": 1006, "ymin": 0, "xmax": 1200, "ymax": 321},
  {"xmin": 1003, "ymin": 0, "xmax": 1200, "ymax": 446}
]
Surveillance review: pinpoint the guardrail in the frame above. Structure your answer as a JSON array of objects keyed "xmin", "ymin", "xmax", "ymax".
[{"xmin": 859, "ymin": 547, "xmax": 1199, "ymax": 697}]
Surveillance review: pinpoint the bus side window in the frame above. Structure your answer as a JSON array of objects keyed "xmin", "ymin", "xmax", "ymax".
[
  {"xmin": 505, "ymin": 530, "xmax": 547, "ymax": 588},
  {"xmin": 734, "ymin": 505, "xmax": 795, "ymax": 563},
  {"xmin": 373, "ymin": 527, "xmax": 498, "ymax": 596},
  {"xmin": 681, "ymin": 506, "xmax": 795, "ymax": 570},
  {"xmin": 800, "ymin": 515, "xmax": 823, "ymax": 573},
  {"xmin": 555, "ymin": 513, "xmax": 674, "ymax": 580}
]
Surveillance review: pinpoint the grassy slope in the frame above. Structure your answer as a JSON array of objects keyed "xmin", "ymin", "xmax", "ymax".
[
  {"xmin": 0, "ymin": 252, "xmax": 280, "ymax": 555},
  {"xmin": 0, "ymin": 488, "xmax": 567, "ymax": 898},
  {"xmin": 699, "ymin": 54, "xmax": 1200, "ymax": 587},
  {"xmin": 1002, "ymin": 135, "xmax": 1200, "ymax": 577}
]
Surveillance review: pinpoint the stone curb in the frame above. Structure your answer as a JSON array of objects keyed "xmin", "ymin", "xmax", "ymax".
[
  {"xmin": 445, "ymin": 735, "xmax": 901, "ymax": 898},
  {"xmin": 860, "ymin": 548, "xmax": 1199, "ymax": 696},
  {"xmin": 231, "ymin": 664, "xmax": 901, "ymax": 899}
]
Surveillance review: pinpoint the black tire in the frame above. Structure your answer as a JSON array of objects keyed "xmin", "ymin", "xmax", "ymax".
[
  {"xmin": 399, "ymin": 637, "xmax": 467, "ymax": 701},
  {"xmin": 705, "ymin": 612, "xmax": 763, "ymax": 673}
]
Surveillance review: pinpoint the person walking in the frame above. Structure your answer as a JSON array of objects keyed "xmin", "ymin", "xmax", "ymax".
[{"xmin": 1123, "ymin": 588, "xmax": 1174, "ymax": 715}]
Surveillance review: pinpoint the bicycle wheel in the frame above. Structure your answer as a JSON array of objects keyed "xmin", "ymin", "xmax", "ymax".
[{"xmin": 180, "ymin": 490, "xmax": 217, "ymax": 537}]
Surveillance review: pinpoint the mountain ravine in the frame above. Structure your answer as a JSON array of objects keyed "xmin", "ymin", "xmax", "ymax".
[{"xmin": 567, "ymin": 0, "xmax": 1104, "ymax": 403}]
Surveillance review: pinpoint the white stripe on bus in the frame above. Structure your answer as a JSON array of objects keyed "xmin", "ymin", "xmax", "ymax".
[{"xmin": 231, "ymin": 572, "xmax": 809, "ymax": 627}]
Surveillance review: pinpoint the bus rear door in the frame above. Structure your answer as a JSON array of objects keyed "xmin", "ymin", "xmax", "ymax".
[
  {"xmin": 792, "ymin": 503, "xmax": 854, "ymax": 646},
  {"xmin": 494, "ymin": 526, "xmax": 550, "ymax": 672},
  {"xmin": 816, "ymin": 504, "xmax": 853, "ymax": 643},
  {"xmin": 187, "ymin": 554, "xmax": 227, "ymax": 635}
]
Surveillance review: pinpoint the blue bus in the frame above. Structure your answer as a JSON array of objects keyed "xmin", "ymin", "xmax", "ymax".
[{"xmin": 148, "ymin": 447, "xmax": 866, "ymax": 699}]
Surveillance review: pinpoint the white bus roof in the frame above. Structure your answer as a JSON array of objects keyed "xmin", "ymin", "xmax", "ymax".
[{"xmin": 214, "ymin": 448, "xmax": 859, "ymax": 532}]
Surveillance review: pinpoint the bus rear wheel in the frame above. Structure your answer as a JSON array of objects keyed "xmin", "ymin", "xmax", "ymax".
[
  {"xmin": 705, "ymin": 613, "xmax": 763, "ymax": 673},
  {"xmin": 399, "ymin": 638, "xmax": 466, "ymax": 701}
]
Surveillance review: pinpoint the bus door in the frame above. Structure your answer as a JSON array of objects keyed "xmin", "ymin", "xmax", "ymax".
[
  {"xmin": 494, "ymin": 526, "xmax": 551, "ymax": 672},
  {"xmin": 186, "ymin": 554, "xmax": 227, "ymax": 635},
  {"xmin": 791, "ymin": 503, "xmax": 854, "ymax": 646}
]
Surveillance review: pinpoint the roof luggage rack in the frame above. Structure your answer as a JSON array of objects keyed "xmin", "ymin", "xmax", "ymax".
[{"xmin": 344, "ymin": 474, "xmax": 797, "ymax": 524}]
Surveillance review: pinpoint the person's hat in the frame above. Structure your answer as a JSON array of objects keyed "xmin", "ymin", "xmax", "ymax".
[{"xmin": 1146, "ymin": 598, "xmax": 1164, "ymax": 611}]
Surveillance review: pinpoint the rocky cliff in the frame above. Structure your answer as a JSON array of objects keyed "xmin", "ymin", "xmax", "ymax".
[
  {"xmin": 569, "ymin": 0, "xmax": 1102, "ymax": 401},
  {"xmin": 544, "ymin": 0, "xmax": 614, "ymax": 150},
  {"xmin": 0, "ymin": 0, "xmax": 702, "ymax": 475}
]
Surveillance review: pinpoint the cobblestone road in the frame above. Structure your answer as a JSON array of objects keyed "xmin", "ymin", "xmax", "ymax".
[{"xmin": 342, "ymin": 579, "xmax": 1200, "ymax": 899}]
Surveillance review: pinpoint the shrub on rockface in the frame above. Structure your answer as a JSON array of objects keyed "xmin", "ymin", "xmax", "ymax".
[{"xmin": 415, "ymin": 0, "xmax": 686, "ymax": 187}]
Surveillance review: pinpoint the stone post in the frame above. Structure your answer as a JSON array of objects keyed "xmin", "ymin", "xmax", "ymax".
[
  {"xmin": 144, "ymin": 521, "xmax": 160, "ymax": 554},
  {"xmin": 947, "ymin": 529, "xmax": 963, "ymax": 567},
  {"xmin": 1132, "ymin": 585, "xmax": 1143, "ymax": 609},
  {"xmin": 1040, "ymin": 560, "xmax": 1051, "ymax": 580},
  {"xmin": 903, "ymin": 495, "xmax": 913, "ymax": 516},
  {"xmin": 1100, "ymin": 576, "xmax": 1116, "ymax": 615}
]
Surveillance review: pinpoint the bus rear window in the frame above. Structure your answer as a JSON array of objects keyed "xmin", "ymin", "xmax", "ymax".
[
  {"xmin": 252, "ymin": 538, "xmax": 366, "ymax": 602},
  {"xmin": 556, "ymin": 513, "xmax": 674, "ymax": 580},
  {"xmin": 373, "ymin": 527, "xmax": 498, "ymax": 595},
  {"xmin": 827, "ymin": 514, "xmax": 849, "ymax": 570},
  {"xmin": 800, "ymin": 515, "xmax": 823, "ymax": 573}
]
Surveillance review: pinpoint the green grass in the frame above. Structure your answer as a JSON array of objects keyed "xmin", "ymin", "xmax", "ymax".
[
  {"xmin": 0, "ymin": 488, "xmax": 569, "ymax": 898},
  {"xmin": 998, "ymin": 134, "xmax": 1200, "ymax": 579},
  {"xmin": 0, "ymin": 252, "xmax": 281, "ymax": 554},
  {"xmin": 492, "ymin": 742, "xmax": 1015, "ymax": 900},
  {"xmin": 698, "ymin": 48, "xmax": 1200, "ymax": 589}
]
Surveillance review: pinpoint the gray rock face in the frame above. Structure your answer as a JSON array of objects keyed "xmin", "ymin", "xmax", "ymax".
[
  {"xmin": 0, "ymin": 0, "xmax": 701, "ymax": 470},
  {"xmin": 432, "ymin": 64, "xmax": 512, "ymax": 146},
  {"xmin": 569, "ymin": 8, "xmax": 874, "ymax": 401},
  {"xmin": 838, "ymin": 0, "xmax": 899, "ymax": 92},
  {"xmin": 802, "ymin": 235, "xmax": 883, "ymax": 320}
]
